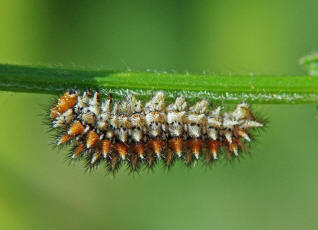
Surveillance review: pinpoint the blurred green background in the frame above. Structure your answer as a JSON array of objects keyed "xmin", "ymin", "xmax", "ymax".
[{"xmin": 1, "ymin": 0, "xmax": 318, "ymax": 229}]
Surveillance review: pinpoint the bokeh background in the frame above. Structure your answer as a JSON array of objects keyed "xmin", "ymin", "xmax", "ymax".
[{"xmin": 1, "ymin": 0, "xmax": 318, "ymax": 229}]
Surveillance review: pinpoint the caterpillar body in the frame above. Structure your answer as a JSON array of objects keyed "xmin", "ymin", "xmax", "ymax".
[{"xmin": 50, "ymin": 90, "xmax": 264, "ymax": 174}]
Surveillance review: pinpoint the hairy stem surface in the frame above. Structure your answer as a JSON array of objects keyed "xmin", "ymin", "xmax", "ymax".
[{"xmin": 0, "ymin": 64, "xmax": 317, "ymax": 104}]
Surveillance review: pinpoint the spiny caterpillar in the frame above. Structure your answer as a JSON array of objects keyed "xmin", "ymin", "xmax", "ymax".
[{"xmin": 49, "ymin": 90, "xmax": 264, "ymax": 174}]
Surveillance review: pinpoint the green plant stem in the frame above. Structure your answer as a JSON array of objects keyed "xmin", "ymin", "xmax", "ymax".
[{"xmin": 0, "ymin": 63, "xmax": 317, "ymax": 104}]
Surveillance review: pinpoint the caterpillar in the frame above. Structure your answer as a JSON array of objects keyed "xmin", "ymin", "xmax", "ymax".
[{"xmin": 49, "ymin": 90, "xmax": 264, "ymax": 174}]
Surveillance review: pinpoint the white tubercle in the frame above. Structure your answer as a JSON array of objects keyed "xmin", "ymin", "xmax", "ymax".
[
  {"xmin": 225, "ymin": 131, "xmax": 232, "ymax": 144},
  {"xmin": 90, "ymin": 153, "xmax": 99, "ymax": 164},
  {"xmin": 207, "ymin": 128, "xmax": 217, "ymax": 140},
  {"xmin": 232, "ymin": 102, "xmax": 249, "ymax": 120},
  {"xmin": 189, "ymin": 100, "xmax": 209, "ymax": 114},
  {"xmin": 145, "ymin": 91, "xmax": 165, "ymax": 112},
  {"xmin": 241, "ymin": 120, "xmax": 263, "ymax": 129},
  {"xmin": 88, "ymin": 92, "xmax": 100, "ymax": 115},
  {"xmin": 83, "ymin": 125, "xmax": 90, "ymax": 134},
  {"xmin": 223, "ymin": 118, "xmax": 239, "ymax": 129},
  {"xmin": 238, "ymin": 130, "xmax": 251, "ymax": 142},
  {"xmin": 232, "ymin": 147, "xmax": 239, "ymax": 157},
  {"xmin": 53, "ymin": 109, "xmax": 74, "ymax": 128},
  {"xmin": 167, "ymin": 96, "xmax": 187, "ymax": 112}
]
